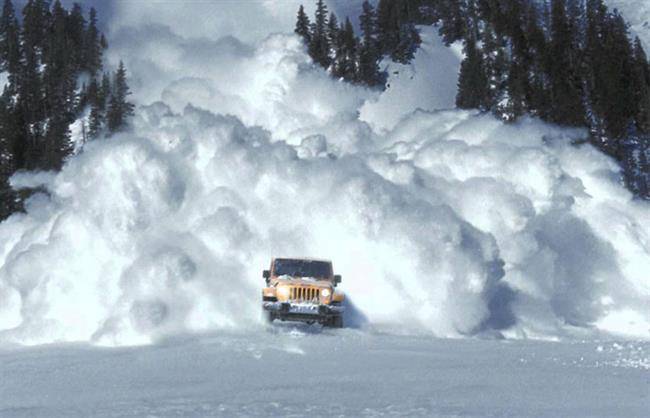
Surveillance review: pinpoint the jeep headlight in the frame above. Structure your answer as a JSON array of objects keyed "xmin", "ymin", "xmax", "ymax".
[
  {"xmin": 277, "ymin": 286, "xmax": 290, "ymax": 300},
  {"xmin": 321, "ymin": 288, "xmax": 331, "ymax": 298}
]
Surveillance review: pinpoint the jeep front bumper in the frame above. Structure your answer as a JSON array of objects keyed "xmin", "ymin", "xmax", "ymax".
[{"xmin": 263, "ymin": 301, "xmax": 344, "ymax": 319}]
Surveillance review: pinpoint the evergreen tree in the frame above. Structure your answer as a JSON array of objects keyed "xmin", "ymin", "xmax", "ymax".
[
  {"xmin": 548, "ymin": 0, "xmax": 585, "ymax": 126},
  {"xmin": 456, "ymin": 36, "xmax": 489, "ymax": 110},
  {"xmin": 66, "ymin": 2, "xmax": 86, "ymax": 71},
  {"xmin": 358, "ymin": 0, "xmax": 382, "ymax": 86},
  {"xmin": 18, "ymin": 0, "xmax": 50, "ymax": 169},
  {"xmin": 436, "ymin": 0, "xmax": 467, "ymax": 45},
  {"xmin": 598, "ymin": 11, "xmax": 635, "ymax": 147},
  {"xmin": 637, "ymin": 142, "xmax": 650, "ymax": 198},
  {"xmin": 377, "ymin": 0, "xmax": 421, "ymax": 64},
  {"xmin": 632, "ymin": 37, "xmax": 650, "ymax": 134},
  {"xmin": 339, "ymin": 18, "xmax": 358, "ymax": 82},
  {"xmin": 100, "ymin": 71, "xmax": 111, "ymax": 107},
  {"xmin": 294, "ymin": 5, "xmax": 311, "ymax": 45},
  {"xmin": 327, "ymin": 11, "xmax": 340, "ymax": 71},
  {"xmin": 524, "ymin": 3, "xmax": 552, "ymax": 118},
  {"xmin": 42, "ymin": 1, "xmax": 76, "ymax": 170},
  {"xmin": 21, "ymin": 0, "xmax": 49, "ymax": 56},
  {"xmin": 308, "ymin": 0, "xmax": 331, "ymax": 68},
  {"xmin": 329, "ymin": 13, "xmax": 345, "ymax": 78},
  {"xmin": 377, "ymin": 0, "xmax": 399, "ymax": 55},
  {"xmin": 0, "ymin": 1, "xmax": 119, "ymax": 219},
  {"xmin": 107, "ymin": 61, "xmax": 134, "ymax": 133},
  {"xmin": 84, "ymin": 7, "xmax": 102, "ymax": 74},
  {"xmin": 86, "ymin": 77, "xmax": 104, "ymax": 139},
  {"xmin": 0, "ymin": 90, "xmax": 16, "ymax": 219},
  {"xmin": 0, "ymin": 0, "xmax": 21, "ymax": 90},
  {"xmin": 584, "ymin": 0, "xmax": 608, "ymax": 140},
  {"xmin": 391, "ymin": 22, "xmax": 420, "ymax": 64},
  {"xmin": 501, "ymin": 58, "xmax": 528, "ymax": 122},
  {"xmin": 481, "ymin": 24, "xmax": 509, "ymax": 112},
  {"xmin": 89, "ymin": 73, "xmax": 110, "ymax": 139}
]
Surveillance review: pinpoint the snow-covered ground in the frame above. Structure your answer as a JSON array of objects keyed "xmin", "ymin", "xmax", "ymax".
[{"xmin": 1, "ymin": 328, "xmax": 648, "ymax": 417}]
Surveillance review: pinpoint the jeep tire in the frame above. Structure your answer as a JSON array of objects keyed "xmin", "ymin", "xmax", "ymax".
[
  {"xmin": 265, "ymin": 311, "xmax": 275, "ymax": 323},
  {"xmin": 327, "ymin": 315, "xmax": 343, "ymax": 328}
]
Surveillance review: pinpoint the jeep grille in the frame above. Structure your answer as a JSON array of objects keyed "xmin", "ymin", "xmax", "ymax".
[{"xmin": 290, "ymin": 287, "xmax": 320, "ymax": 302}]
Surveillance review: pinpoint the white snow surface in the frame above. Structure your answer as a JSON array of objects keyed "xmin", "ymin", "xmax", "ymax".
[
  {"xmin": 0, "ymin": 2, "xmax": 649, "ymax": 347},
  {"xmin": 1, "ymin": 329, "xmax": 648, "ymax": 417}
]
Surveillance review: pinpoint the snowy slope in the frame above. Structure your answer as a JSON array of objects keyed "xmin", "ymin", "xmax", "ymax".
[
  {"xmin": 0, "ymin": 1, "xmax": 649, "ymax": 347},
  {"xmin": 1, "ymin": 330, "xmax": 648, "ymax": 417}
]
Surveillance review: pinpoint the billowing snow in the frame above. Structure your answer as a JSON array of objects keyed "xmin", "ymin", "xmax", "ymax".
[{"xmin": 0, "ymin": 0, "xmax": 649, "ymax": 348}]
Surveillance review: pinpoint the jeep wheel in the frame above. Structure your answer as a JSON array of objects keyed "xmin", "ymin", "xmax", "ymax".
[
  {"xmin": 265, "ymin": 311, "xmax": 275, "ymax": 324},
  {"xmin": 327, "ymin": 315, "xmax": 343, "ymax": 328}
]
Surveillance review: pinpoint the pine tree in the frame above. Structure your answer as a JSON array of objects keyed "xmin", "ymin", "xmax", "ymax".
[
  {"xmin": 481, "ymin": 24, "xmax": 508, "ymax": 111},
  {"xmin": 339, "ymin": 18, "xmax": 358, "ymax": 82},
  {"xmin": 456, "ymin": 36, "xmax": 489, "ymax": 110},
  {"xmin": 584, "ymin": 0, "xmax": 608, "ymax": 140},
  {"xmin": 377, "ymin": 0, "xmax": 398, "ymax": 55},
  {"xmin": 66, "ymin": 2, "xmax": 86, "ymax": 71},
  {"xmin": 295, "ymin": 5, "xmax": 311, "ymax": 45},
  {"xmin": 548, "ymin": 0, "xmax": 585, "ymax": 127},
  {"xmin": 42, "ymin": 0, "xmax": 76, "ymax": 170},
  {"xmin": 308, "ymin": 0, "xmax": 331, "ymax": 68},
  {"xmin": 84, "ymin": 7, "xmax": 102, "ymax": 75},
  {"xmin": 86, "ymin": 78, "xmax": 102, "ymax": 138},
  {"xmin": 632, "ymin": 37, "xmax": 650, "ymax": 134},
  {"xmin": 500, "ymin": 58, "xmax": 528, "ymax": 122},
  {"xmin": 327, "ymin": 11, "xmax": 340, "ymax": 72},
  {"xmin": 100, "ymin": 71, "xmax": 111, "ymax": 107},
  {"xmin": 0, "ymin": 90, "xmax": 16, "ymax": 219},
  {"xmin": 0, "ymin": 0, "xmax": 21, "ymax": 90},
  {"xmin": 524, "ymin": 3, "xmax": 552, "ymax": 118},
  {"xmin": 89, "ymin": 73, "xmax": 111, "ymax": 139},
  {"xmin": 21, "ymin": 0, "xmax": 49, "ymax": 56},
  {"xmin": 436, "ymin": 0, "xmax": 467, "ymax": 45},
  {"xmin": 0, "ymin": 1, "xmax": 115, "ymax": 219},
  {"xmin": 18, "ymin": 0, "xmax": 50, "ymax": 169},
  {"xmin": 637, "ymin": 142, "xmax": 650, "ymax": 198},
  {"xmin": 392, "ymin": 22, "xmax": 420, "ymax": 64},
  {"xmin": 376, "ymin": 0, "xmax": 421, "ymax": 64},
  {"xmin": 330, "ymin": 13, "xmax": 345, "ymax": 78},
  {"xmin": 358, "ymin": 0, "xmax": 382, "ymax": 86},
  {"xmin": 599, "ymin": 11, "xmax": 635, "ymax": 147},
  {"xmin": 107, "ymin": 61, "xmax": 135, "ymax": 133}
]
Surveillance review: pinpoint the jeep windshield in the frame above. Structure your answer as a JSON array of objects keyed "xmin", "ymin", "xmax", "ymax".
[{"xmin": 274, "ymin": 259, "xmax": 332, "ymax": 279}]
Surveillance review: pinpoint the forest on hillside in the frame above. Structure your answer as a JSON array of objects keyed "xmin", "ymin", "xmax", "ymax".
[
  {"xmin": 0, "ymin": 0, "xmax": 133, "ymax": 220},
  {"xmin": 296, "ymin": 0, "xmax": 650, "ymax": 199}
]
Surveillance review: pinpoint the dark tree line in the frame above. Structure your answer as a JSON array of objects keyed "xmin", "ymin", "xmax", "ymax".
[
  {"xmin": 440, "ymin": 0, "xmax": 650, "ymax": 199},
  {"xmin": 295, "ymin": 0, "xmax": 421, "ymax": 87},
  {"xmin": 0, "ymin": 0, "xmax": 134, "ymax": 220},
  {"xmin": 295, "ymin": 0, "xmax": 650, "ymax": 199}
]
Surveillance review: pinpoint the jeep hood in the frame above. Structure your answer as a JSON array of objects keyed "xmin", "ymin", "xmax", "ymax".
[{"xmin": 273, "ymin": 276, "xmax": 332, "ymax": 288}]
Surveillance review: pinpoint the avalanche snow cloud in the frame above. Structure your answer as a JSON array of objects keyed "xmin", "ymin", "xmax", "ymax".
[{"xmin": 0, "ymin": 2, "xmax": 649, "ymax": 346}]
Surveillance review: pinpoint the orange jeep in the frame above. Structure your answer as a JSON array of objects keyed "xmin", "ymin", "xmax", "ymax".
[{"xmin": 262, "ymin": 258, "xmax": 345, "ymax": 327}]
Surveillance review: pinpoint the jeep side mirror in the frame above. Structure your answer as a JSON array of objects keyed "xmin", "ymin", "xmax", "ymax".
[
  {"xmin": 263, "ymin": 270, "xmax": 270, "ymax": 279},
  {"xmin": 334, "ymin": 274, "xmax": 342, "ymax": 284}
]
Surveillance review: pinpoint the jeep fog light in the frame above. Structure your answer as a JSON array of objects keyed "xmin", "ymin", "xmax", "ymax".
[{"xmin": 321, "ymin": 288, "xmax": 331, "ymax": 298}]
